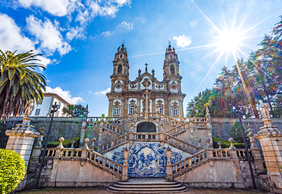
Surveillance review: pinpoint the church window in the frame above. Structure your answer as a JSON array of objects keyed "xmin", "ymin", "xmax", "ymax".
[
  {"xmin": 173, "ymin": 108, "xmax": 177, "ymax": 116},
  {"xmin": 159, "ymin": 106, "xmax": 162, "ymax": 114},
  {"xmin": 170, "ymin": 65, "xmax": 175, "ymax": 74},
  {"xmin": 130, "ymin": 105, "xmax": 134, "ymax": 114},
  {"xmin": 35, "ymin": 109, "xmax": 40, "ymax": 115},
  {"xmin": 118, "ymin": 65, "xmax": 122, "ymax": 73},
  {"xmin": 114, "ymin": 107, "xmax": 119, "ymax": 115}
]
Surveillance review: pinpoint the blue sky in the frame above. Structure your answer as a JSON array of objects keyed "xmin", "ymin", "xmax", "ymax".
[{"xmin": 0, "ymin": 0, "xmax": 282, "ymax": 116}]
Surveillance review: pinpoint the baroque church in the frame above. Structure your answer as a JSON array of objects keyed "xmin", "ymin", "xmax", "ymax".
[{"xmin": 107, "ymin": 42, "xmax": 185, "ymax": 118}]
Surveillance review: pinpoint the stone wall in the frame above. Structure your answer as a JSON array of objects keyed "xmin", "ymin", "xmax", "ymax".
[
  {"xmin": 211, "ymin": 117, "xmax": 282, "ymax": 140},
  {"xmin": 0, "ymin": 117, "xmax": 83, "ymax": 148}
]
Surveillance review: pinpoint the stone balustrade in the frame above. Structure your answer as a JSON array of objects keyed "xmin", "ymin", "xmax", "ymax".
[
  {"xmin": 87, "ymin": 117, "xmax": 122, "ymax": 123},
  {"xmin": 102, "ymin": 122, "xmax": 128, "ymax": 135},
  {"xmin": 172, "ymin": 148, "xmax": 233, "ymax": 179},
  {"xmin": 164, "ymin": 134, "xmax": 200, "ymax": 154},
  {"xmin": 236, "ymin": 149, "xmax": 253, "ymax": 160},
  {"xmin": 165, "ymin": 122, "xmax": 189, "ymax": 136},
  {"xmin": 95, "ymin": 134, "xmax": 130, "ymax": 153},
  {"xmin": 43, "ymin": 137, "xmax": 124, "ymax": 179}
]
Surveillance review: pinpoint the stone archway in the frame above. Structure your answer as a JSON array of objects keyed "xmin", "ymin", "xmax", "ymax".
[{"xmin": 137, "ymin": 122, "xmax": 156, "ymax": 133}]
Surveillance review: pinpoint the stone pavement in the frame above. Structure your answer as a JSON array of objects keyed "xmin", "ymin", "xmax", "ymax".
[{"xmin": 18, "ymin": 188, "xmax": 268, "ymax": 194}]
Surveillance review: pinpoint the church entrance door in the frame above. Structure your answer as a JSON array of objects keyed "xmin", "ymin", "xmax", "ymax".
[{"xmin": 136, "ymin": 122, "xmax": 156, "ymax": 133}]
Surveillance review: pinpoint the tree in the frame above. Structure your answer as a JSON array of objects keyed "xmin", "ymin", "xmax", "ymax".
[
  {"xmin": 0, "ymin": 149, "xmax": 26, "ymax": 194},
  {"xmin": 0, "ymin": 50, "xmax": 46, "ymax": 121},
  {"xmin": 63, "ymin": 104, "xmax": 89, "ymax": 118}
]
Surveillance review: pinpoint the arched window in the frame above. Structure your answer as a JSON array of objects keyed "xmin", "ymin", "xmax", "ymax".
[
  {"xmin": 173, "ymin": 108, "xmax": 178, "ymax": 116},
  {"xmin": 130, "ymin": 105, "xmax": 135, "ymax": 114},
  {"xmin": 118, "ymin": 65, "xmax": 122, "ymax": 74},
  {"xmin": 159, "ymin": 105, "xmax": 162, "ymax": 114},
  {"xmin": 170, "ymin": 65, "xmax": 175, "ymax": 74},
  {"xmin": 114, "ymin": 107, "xmax": 119, "ymax": 115}
]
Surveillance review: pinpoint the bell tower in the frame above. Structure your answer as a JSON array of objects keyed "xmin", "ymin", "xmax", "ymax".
[{"xmin": 110, "ymin": 42, "xmax": 129, "ymax": 93}]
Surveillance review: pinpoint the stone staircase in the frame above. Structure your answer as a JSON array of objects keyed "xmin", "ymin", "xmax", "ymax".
[{"xmin": 107, "ymin": 178, "xmax": 188, "ymax": 193}]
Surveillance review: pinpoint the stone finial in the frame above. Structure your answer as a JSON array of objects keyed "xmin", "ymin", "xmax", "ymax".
[
  {"xmin": 197, "ymin": 138, "xmax": 201, "ymax": 147},
  {"xmin": 70, "ymin": 140, "xmax": 75, "ymax": 148},
  {"xmin": 57, "ymin": 137, "xmax": 64, "ymax": 149},
  {"xmin": 123, "ymin": 146, "xmax": 129, "ymax": 165},
  {"xmin": 228, "ymin": 138, "xmax": 236, "ymax": 150},
  {"xmin": 206, "ymin": 138, "xmax": 211, "ymax": 148},
  {"xmin": 218, "ymin": 141, "xmax": 222, "ymax": 149},
  {"xmin": 90, "ymin": 138, "xmax": 96, "ymax": 149},
  {"xmin": 83, "ymin": 138, "xmax": 89, "ymax": 150}
]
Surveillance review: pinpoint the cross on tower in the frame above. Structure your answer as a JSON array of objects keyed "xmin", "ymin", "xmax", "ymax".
[{"xmin": 145, "ymin": 63, "xmax": 148, "ymax": 72}]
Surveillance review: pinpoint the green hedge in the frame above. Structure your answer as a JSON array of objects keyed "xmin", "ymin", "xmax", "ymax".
[
  {"xmin": 47, "ymin": 136, "xmax": 80, "ymax": 148},
  {"xmin": 213, "ymin": 137, "xmax": 245, "ymax": 148},
  {"xmin": 0, "ymin": 149, "xmax": 26, "ymax": 194}
]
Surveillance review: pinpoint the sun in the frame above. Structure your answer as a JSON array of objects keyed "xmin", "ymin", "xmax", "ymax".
[{"xmin": 216, "ymin": 29, "xmax": 243, "ymax": 53}]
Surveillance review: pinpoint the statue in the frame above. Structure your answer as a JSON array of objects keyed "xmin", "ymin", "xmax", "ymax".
[
  {"xmin": 259, "ymin": 100, "xmax": 270, "ymax": 119},
  {"xmin": 24, "ymin": 99, "xmax": 34, "ymax": 117}
]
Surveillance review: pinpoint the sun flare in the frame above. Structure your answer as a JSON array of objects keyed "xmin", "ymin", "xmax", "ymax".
[{"xmin": 216, "ymin": 30, "xmax": 243, "ymax": 53}]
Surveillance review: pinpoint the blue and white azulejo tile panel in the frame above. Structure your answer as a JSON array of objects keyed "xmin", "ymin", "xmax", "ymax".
[{"xmin": 102, "ymin": 142, "xmax": 191, "ymax": 177}]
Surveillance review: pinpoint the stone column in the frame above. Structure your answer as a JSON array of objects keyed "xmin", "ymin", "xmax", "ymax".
[
  {"xmin": 166, "ymin": 147, "xmax": 173, "ymax": 181},
  {"xmin": 255, "ymin": 118, "xmax": 282, "ymax": 192},
  {"xmin": 79, "ymin": 120, "xmax": 87, "ymax": 148},
  {"xmin": 247, "ymin": 124, "xmax": 264, "ymax": 174},
  {"xmin": 152, "ymin": 97, "xmax": 155, "ymax": 113},
  {"xmin": 229, "ymin": 138, "xmax": 244, "ymax": 188},
  {"xmin": 5, "ymin": 116, "xmax": 40, "ymax": 190},
  {"xmin": 5, "ymin": 116, "xmax": 40, "ymax": 166},
  {"xmin": 137, "ymin": 97, "xmax": 141, "ymax": 113},
  {"xmin": 122, "ymin": 146, "xmax": 129, "ymax": 181},
  {"xmin": 108, "ymin": 99, "xmax": 113, "ymax": 117}
]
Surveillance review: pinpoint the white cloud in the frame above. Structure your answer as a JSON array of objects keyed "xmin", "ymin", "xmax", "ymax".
[
  {"xmin": 101, "ymin": 31, "xmax": 112, "ymax": 37},
  {"xmin": 46, "ymin": 80, "xmax": 51, "ymax": 82},
  {"xmin": 113, "ymin": 0, "xmax": 131, "ymax": 6},
  {"xmin": 120, "ymin": 21, "xmax": 133, "ymax": 30},
  {"xmin": 18, "ymin": 0, "xmax": 79, "ymax": 17},
  {"xmin": 190, "ymin": 20, "xmax": 197, "ymax": 28},
  {"xmin": 46, "ymin": 86, "xmax": 84, "ymax": 104},
  {"xmin": 26, "ymin": 15, "xmax": 71, "ymax": 56},
  {"xmin": 173, "ymin": 34, "xmax": 192, "ymax": 48},
  {"xmin": 95, "ymin": 88, "xmax": 110, "ymax": 95},
  {"xmin": 0, "ymin": 13, "xmax": 51, "ymax": 66},
  {"xmin": 66, "ymin": 26, "xmax": 84, "ymax": 40},
  {"xmin": 0, "ymin": 13, "xmax": 35, "ymax": 52}
]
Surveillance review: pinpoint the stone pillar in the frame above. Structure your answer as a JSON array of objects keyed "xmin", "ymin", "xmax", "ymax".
[
  {"xmin": 79, "ymin": 120, "xmax": 87, "ymax": 148},
  {"xmin": 137, "ymin": 97, "xmax": 141, "ymax": 113},
  {"xmin": 152, "ymin": 97, "xmax": 155, "ymax": 114},
  {"xmin": 229, "ymin": 138, "xmax": 244, "ymax": 187},
  {"xmin": 255, "ymin": 118, "xmax": 282, "ymax": 192},
  {"xmin": 122, "ymin": 146, "xmax": 129, "ymax": 181},
  {"xmin": 81, "ymin": 138, "xmax": 89, "ymax": 159},
  {"xmin": 129, "ymin": 123, "xmax": 134, "ymax": 147},
  {"xmin": 108, "ymin": 99, "xmax": 113, "ymax": 117},
  {"xmin": 166, "ymin": 147, "xmax": 173, "ymax": 181},
  {"xmin": 5, "ymin": 116, "xmax": 40, "ymax": 166},
  {"xmin": 179, "ymin": 99, "xmax": 184, "ymax": 118},
  {"xmin": 247, "ymin": 124, "xmax": 264, "ymax": 174}
]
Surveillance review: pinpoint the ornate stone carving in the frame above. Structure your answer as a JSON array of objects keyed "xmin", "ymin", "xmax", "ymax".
[
  {"xmin": 156, "ymin": 84, "xmax": 163, "ymax": 89},
  {"xmin": 130, "ymin": 84, "xmax": 137, "ymax": 88},
  {"xmin": 115, "ymin": 81, "xmax": 122, "ymax": 89},
  {"xmin": 142, "ymin": 78, "xmax": 151, "ymax": 88},
  {"xmin": 259, "ymin": 100, "xmax": 270, "ymax": 119},
  {"xmin": 24, "ymin": 99, "xmax": 34, "ymax": 117}
]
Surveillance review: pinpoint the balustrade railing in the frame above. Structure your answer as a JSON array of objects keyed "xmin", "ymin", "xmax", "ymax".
[
  {"xmin": 95, "ymin": 134, "xmax": 129, "ymax": 153},
  {"xmin": 183, "ymin": 117, "xmax": 208, "ymax": 122},
  {"xmin": 103, "ymin": 122, "xmax": 128, "ymax": 135},
  {"xmin": 236, "ymin": 149, "xmax": 253, "ymax": 160},
  {"xmin": 87, "ymin": 150, "xmax": 123, "ymax": 174},
  {"xmin": 134, "ymin": 133, "xmax": 160, "ymax": 141},
  {"xmin": 172, "ymin": 150, "xmax": 207, "ymax": 174},
  {"xmin": 43, "ymin": 148, "xmax": 123, "ymax": 177},
  {"xmin": 164, "ymin": 134, "xmax": 200, "ymax": 154},
  {"xmin": 165, "ymin": 122, "xmax": 189, "ymax": 136},
  {"xmin": 87, "ymin": 117, "xmax": 122, "ymax": 123},
  {"xmin": 172, "ymin": 148, "xmax": 232, "ymax": 177}
]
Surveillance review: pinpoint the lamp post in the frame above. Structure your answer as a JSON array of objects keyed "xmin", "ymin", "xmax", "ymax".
[
  {"xmin": 233, "ymin": 106, "xmax": 257, "ymax": 190},
  {"xmin": 36, "ymin": 102, "xmax": 60, "ymax": 188}
]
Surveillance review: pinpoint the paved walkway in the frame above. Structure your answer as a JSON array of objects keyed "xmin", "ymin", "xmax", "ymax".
[{"xmin": 18, "ymin": 188, "xmax": 268, "ymax": 194}]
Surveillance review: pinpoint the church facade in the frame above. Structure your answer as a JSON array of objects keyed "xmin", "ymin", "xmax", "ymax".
[{"xmin": 107, "ymin": 43, "xmax": 186, "ymax": 118}]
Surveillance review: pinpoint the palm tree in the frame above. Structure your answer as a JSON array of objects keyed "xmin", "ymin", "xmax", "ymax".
[{"xmin": 0, "ymin": 50, "xmax": 47, "ymax": 121}]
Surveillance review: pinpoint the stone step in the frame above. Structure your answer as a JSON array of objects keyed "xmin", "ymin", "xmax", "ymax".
[
  {"xmin": 112, "ymin": 183, "xmax": 183, "ymax": 188},
  {"xmin": 107, "ymin": 178, "xmax": 188, "ymax": 193}
]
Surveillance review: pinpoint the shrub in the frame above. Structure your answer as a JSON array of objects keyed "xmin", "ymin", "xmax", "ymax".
[
  {"xmin": 0, "ymin": 149, "xmax": 26, "ymax": 194},
  {"xmin": 47, "ymin": 136, "xmax": 80, "ymax": 148},
  {"xmin": 212, "ymin": 137, "xmax": 245, "ymax": 148}
]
